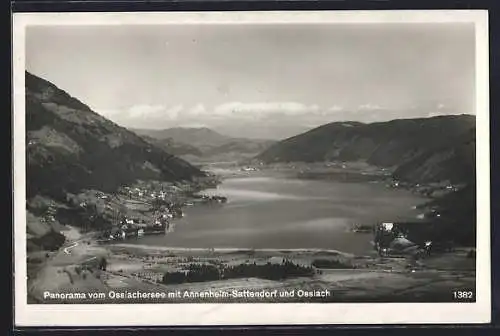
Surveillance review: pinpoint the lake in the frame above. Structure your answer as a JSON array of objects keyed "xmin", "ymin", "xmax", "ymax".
[{"xmin": 129, "ymin": 174, "xmax": 428, "ymax": 255}]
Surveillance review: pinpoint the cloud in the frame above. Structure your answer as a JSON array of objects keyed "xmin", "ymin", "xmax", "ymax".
[
  {"xmin": 165, "ymin": 104, "xmax": 184, "ymax": 119},
  {"xmin": 128, "ymin": 104, "xmax": 165, "ymax": 118},
  {"xmin": 98, "ymin": 102, "xmax": 348, "ymax": 126},
  {"xmin": 96, "ymin": 108, "xmax": 122, "ymax": 118},
  {"xmin": 187, "ymin": 103, "xmax": 206, "ymax": 117},
  {"xmin": 97, "ymin": 101, "xmax": 403, "ymax": 132},
  {"xmin": 328, "ymin": 105, "xmax": 343, "ymax": 112},
  {"xmin": 213, "ymin": 102, "xmax": 323, "ymax": 119},
  {"xmin": 358, "ymin": 103, "xmax": 382, "ymax": 111},
  {"xmin": 98, "ymin": 104, "xmax": 182, "ymax": 123}
]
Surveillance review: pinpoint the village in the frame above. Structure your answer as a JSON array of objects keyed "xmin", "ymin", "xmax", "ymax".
[{"xmin": 88, "ymin": 177, "xmax": 229, "ymax": 243}]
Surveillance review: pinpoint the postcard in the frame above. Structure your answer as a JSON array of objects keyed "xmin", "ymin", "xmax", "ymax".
[{"xmin": 12, "ymin": 10, "xmax": 490, "ymax": 326}]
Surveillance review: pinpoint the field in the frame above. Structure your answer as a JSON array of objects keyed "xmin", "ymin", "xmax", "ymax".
[{"xmin": 29, "ymin": 238, "xmax": 476, "ymax": 303}]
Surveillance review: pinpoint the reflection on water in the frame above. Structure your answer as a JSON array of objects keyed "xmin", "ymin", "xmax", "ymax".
[
  {"xmin": 215, "ymin": 189, "xmax": 303, "ymax": 201},
  {"xmin": 129, "ymin": 176, "xmax": 428, "ymax": 255},
  {"xmin": 204, "ymin": 177, "xmax": 313, "ymax": 201}
]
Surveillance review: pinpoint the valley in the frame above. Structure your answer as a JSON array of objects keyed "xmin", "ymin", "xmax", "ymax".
[{"xmin": 23, "ymin": 72, "xmax": 477, "ymax": 304}]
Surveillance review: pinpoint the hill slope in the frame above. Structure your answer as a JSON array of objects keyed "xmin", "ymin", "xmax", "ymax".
[
  {"xmin": 138, "ymin": 134, "xmax": 204, "ymax": 157},
  {"xmin": 26, "ymin": 71, "xmax": 203, "ymax": 200},
  {"xmin": 131, "ymin": 127, "xmax": 229, "ymax": 148},
  {"xmin": 423, "ymin": 183, "xmax": 476, "ymax": 245},
  {"xmin": 132, "ymin": 127, "xmax": 275, "ymax": 162},
  {"xmin": 256, "ymin": 115, "xmax": 475, "ymax": 184}
]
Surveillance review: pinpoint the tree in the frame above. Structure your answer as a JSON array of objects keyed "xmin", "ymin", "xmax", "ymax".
[{"xmin": 99, "ymin": 257, "xmax": 107, "ymax": 271}]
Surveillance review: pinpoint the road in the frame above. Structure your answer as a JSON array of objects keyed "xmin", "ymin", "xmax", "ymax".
[{"xmin": 63, "ymin": 241, "xmax": 79, "ymax": 255}]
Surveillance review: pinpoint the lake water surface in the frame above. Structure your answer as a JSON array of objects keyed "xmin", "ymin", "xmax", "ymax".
[{"xmin": 130, "ymin": 175, "xmax": 428, "ymax": 255}]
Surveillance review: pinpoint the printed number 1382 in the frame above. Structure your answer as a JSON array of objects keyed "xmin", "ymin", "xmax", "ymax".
[{"xmin": 453, "ymin": 291, "xmax": 474, "ymax": 300}]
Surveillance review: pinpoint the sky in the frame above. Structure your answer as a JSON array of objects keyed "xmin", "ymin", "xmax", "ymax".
[{"xmin": 25, "ymin": 23, "xmax": 476, "ymax": 139}]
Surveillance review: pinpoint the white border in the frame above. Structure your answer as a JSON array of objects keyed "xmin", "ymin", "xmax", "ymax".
[{"xmin": 13, "ymin": 10, "xmax": 491, "ymax": 326}]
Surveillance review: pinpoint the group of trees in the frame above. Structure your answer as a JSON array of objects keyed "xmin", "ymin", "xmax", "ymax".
[
  {"xmin": 162, "ymin": 264, "xmax": 220, "ymax": 284},
  {"xmin": 161, "ymin": 260, "xmax": 315, "ymax": 285},
  {"xmin": 311, "ymin": 259, "xmax": 353, "ymax": 269},
  {"xmin": 30, "ymin": 230, "xmax": 66, "ymax": 251},
  {"xmin": 69, "ymin": 200, "xmax": 113, "ymax": 232},
  {"xmin": 223, "ymin": 260, "xmax": 315, "ymax": 280}
]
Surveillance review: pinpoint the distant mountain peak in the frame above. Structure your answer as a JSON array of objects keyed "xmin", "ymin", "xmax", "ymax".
[{"xmin": 130, "ymin": 126, "xmax": 229, "ymax": 146}]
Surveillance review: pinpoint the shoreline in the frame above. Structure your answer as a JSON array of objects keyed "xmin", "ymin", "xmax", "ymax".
[
  {"xmin": 109, "ymin": 243, "xmax": 356, "ymax": 257},
  {"xmin": 104, "ymin": 167, "xmax": 433, "ymax": 257}
]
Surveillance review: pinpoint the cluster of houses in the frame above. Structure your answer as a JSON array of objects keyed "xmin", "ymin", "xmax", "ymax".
[
  {"xmin": 192, "ymin": 193, "xmax": 228, "ymax": 204},
  {"xmin": 39, "ymin": 204, "xmax": 58, "ymax": 224},
  {"xmin": 94, "ymin": 179, "xmax": 227, "ymax": 243},
  {"xmin": 103, "ymin": 214, "xmax": 170, "ymax": 242},
  {"xmin": 94, "ymin": 191, "xmax": 109, "ymax": 200},
  {"xmin": 373, "ymin": 220, "xmax": 455, "ymax": 258},
  {"xmin": 98, "ymin": 190, "xmax": 186, "ymax": 242},
  {"xmin": 118, "ymin": 185, "xmax": 177, "ymax": 200},
  {"xmin": 388, "ymin": 179, "xmax": 461, "ymax": 197},
  {"xmin": 240, "ymin": 166, "xmax": 258, "ymax": 172},
  {"xmin": 374, "ymin": 222, "xmax": 422, "ymax": 257}
]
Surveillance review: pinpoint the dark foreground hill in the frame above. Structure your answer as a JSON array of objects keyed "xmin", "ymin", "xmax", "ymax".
[
  {"xmin": 256, "ymin": 115, "xmax": 475, "ymax": 185},
  {"xmin": 25, "ymin": 72, "xmax": 204, "ymax": 249},
  {"xmin": 425, "ymin": 183, "xmax": 476, "ymax": 246},
  {"xmin": 26, "ymin": 71, "xmax": 203, "ymax": 199}
]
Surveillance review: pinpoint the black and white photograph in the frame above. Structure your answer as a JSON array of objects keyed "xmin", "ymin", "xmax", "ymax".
[{"xmin": 13, "ymin": 10, "xmax": 490, "ymax": 326}]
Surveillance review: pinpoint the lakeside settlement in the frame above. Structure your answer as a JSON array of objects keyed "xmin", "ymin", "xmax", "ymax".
[{"xmin": 27, "ymin": 162, "xmax": 476, "ymax": 304}]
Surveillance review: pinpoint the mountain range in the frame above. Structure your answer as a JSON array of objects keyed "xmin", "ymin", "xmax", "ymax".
[
  {"xmin": 23, "ymin": 71, "xmax": 477, "ymax": 251},
  {"xmin": 256, "ymin": 115, "xmax": 475, "ymax": 185},
  {"xmin": 131, "ymin": 127, "xmax": 275, "ymax": 163}
]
